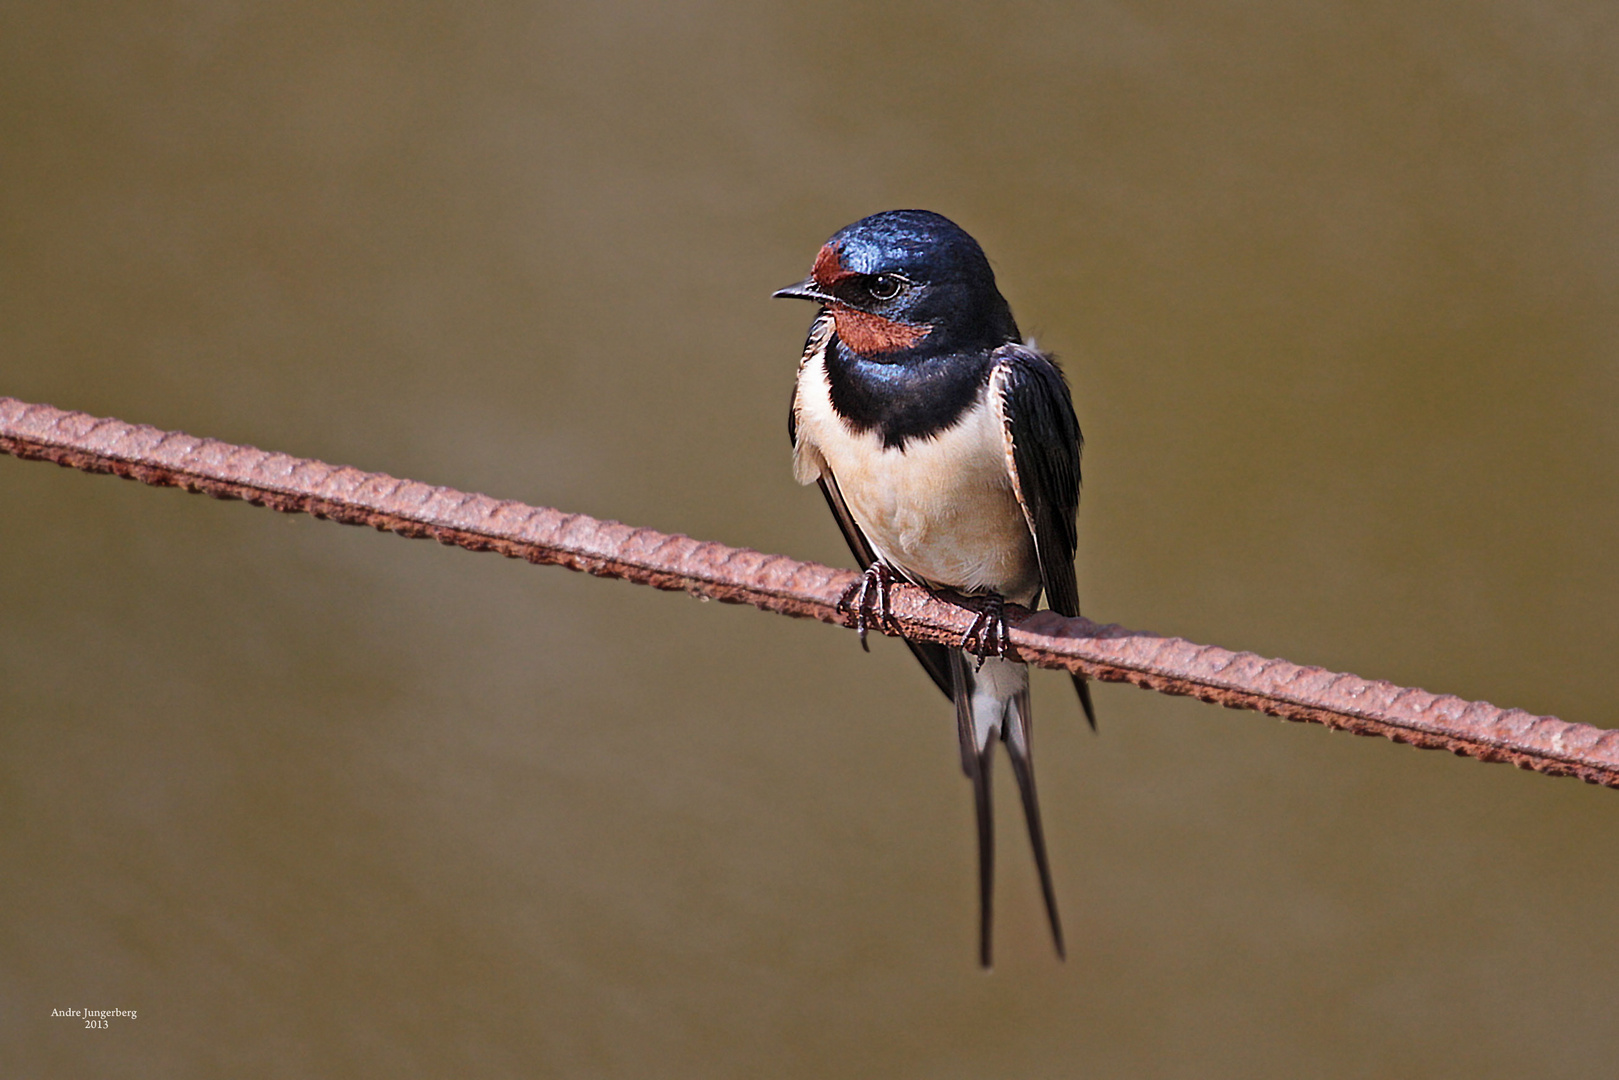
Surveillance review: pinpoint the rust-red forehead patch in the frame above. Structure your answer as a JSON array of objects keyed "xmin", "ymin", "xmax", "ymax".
[
  {"xmin": 811, "ymin": 241, "xmax": 932, "ymax": 354},
  {"xmin": 832, "ymin": 308, "xmax": 931, "ymax": 355},
  {"xmin": 811, "ymin": 243, "xmax": 858, "ymax": 288}
]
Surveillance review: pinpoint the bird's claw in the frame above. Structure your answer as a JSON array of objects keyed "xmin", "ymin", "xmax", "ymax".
[
  {"xmin": 959, "ymin": 593, "xmax": 1010, "ymax": 669},
  {"xmin": 837, "ymin": 561, "xmax": 899, "ymax": 651}
]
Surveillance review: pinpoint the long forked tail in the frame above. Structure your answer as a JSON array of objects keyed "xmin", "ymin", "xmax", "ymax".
[
  {"xmin": 951, "ymin": 652, "xmax": 1065, "ymax": 968},
  {"xmin": 1006, "ymin": 687, "xmax": 1065, "ymax": 959},
  {"xmin": 1073, "ymin": 673, "xmax": 1098, "ymax": 732}
]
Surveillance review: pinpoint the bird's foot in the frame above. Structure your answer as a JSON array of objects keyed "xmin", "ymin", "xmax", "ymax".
[
  {"xmin": 959, "ymin": 593, "xmax": 1010, "ymax": 669},
  {"xmin": 837, "ymin": 561, "xmax": 899, "ymax": 652}
]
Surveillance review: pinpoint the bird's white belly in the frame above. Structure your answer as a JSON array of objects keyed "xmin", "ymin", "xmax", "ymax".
[{"xmin": 796, "ymin": 364, "xmax": 1039, "ymax": 601}]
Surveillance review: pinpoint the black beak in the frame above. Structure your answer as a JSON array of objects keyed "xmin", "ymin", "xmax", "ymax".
[{"xmin": 772, "ymin": 278, "xmax": 837, "ymax": 304}]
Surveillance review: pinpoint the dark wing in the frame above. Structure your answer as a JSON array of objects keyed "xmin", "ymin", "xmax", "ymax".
[
  {"xmin": 790, "ymin": 383, "xmax": 955, "ymax": 700},
  {"xmin": 990, "ymin": 345, "xmax": 1097, "ymax": 729}
]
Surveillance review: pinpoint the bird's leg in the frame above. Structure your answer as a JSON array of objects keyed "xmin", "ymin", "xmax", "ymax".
[
  {"xmin": 959, "ymin": 592, "xmax": 1009, "ymax": 669},
  {"xmin": 836, "ymin": 561, "xmax": 899, "ymax": 652}
]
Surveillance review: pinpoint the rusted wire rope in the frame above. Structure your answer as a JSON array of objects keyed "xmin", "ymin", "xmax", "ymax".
[{"xmin": 3, "ymin": 395, "xmax": 1615, "ymax": 788}]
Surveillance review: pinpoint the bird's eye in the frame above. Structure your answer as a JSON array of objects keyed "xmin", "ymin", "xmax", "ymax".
[{"xmin": 868, "ymin": 274, "xmax": 908, "ymax": 301}]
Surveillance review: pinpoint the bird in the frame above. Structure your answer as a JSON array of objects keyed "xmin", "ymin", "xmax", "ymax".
[{"xmin": 775, "ymin": 209, "xmax": 1094, "ymax": 968}]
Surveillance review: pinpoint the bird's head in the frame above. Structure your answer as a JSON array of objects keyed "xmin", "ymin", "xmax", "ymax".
[{"xmin": 774, "ymin": 210, "xmax": 1020, "ymax": 362}]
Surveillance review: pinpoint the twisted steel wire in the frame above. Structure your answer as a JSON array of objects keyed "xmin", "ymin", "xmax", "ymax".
[{"xmin": 3, "ymin": 396, "xmax": 1615, "ymax": 788}]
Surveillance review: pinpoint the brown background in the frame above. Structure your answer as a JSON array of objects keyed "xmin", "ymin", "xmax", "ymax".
[{"xmin": 3, "ymin": 2, "xmax": 1617, "ymax": 1076}]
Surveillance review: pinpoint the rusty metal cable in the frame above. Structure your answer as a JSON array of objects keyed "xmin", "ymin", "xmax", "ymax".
[{"xmin": 3, "ymin": 395, "xmax": 1615, "ymax": 789}]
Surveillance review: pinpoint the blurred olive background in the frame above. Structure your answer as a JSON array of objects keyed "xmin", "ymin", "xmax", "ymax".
[{"xmin": 3, "ymin": 3, "xmax": 1617, "ymax": 1077}]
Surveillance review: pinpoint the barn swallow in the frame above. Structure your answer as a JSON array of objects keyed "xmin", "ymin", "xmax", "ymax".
[{"xmin": 776, "ymin": 209, "xmax": 1095, "ymax": 968}]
